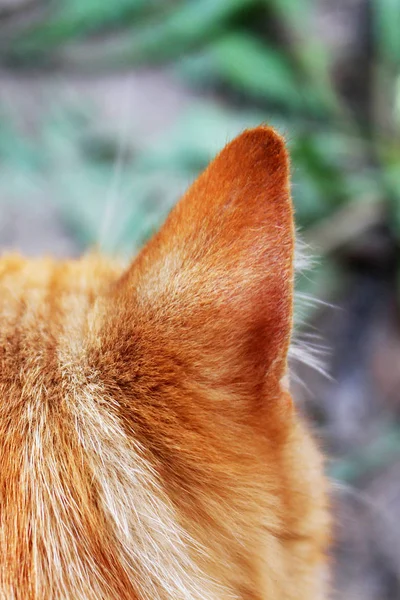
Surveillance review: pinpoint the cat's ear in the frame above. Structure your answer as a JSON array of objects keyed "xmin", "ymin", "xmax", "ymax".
[{"xmin": 119, "ymin": 127, "xmax": 294, "ymax": 397}]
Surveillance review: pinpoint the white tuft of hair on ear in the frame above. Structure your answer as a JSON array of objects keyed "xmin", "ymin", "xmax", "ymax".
[
  {"xmin": 293, "ymin": 235, "xmax": 315, "ymax": 274},
  {"xmin": 288, "ymin": 236, "xmax": 331, "ymax": 382},
  {"xmin": 289, "ymin": 337, "xmax": 331, "ymax": 381}
]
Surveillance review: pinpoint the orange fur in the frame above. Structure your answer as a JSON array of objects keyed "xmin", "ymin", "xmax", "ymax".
[{"xmin": 0, "ymin": 127, "xmax": 330, "ymax": 599}]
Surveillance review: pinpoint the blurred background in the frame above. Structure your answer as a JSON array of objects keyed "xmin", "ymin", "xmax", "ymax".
[{"xmin": 0, "ymin": 0, "xmax": 399, "ymax": 597}]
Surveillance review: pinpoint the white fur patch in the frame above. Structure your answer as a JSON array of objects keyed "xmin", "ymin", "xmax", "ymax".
[{"xmin": 289, "ymin": 238, "xmax": 329, "ymax": 382}]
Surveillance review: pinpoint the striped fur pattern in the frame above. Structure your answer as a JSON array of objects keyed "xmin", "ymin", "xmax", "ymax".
[{"xmin": 0, "ymin": 128, "xmax": 330, "ymax": 599}]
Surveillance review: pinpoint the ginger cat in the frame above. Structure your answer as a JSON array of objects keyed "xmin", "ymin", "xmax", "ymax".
[{"xmin": 0, "ymin": 127, "xmax": 330, "ymax": 599}]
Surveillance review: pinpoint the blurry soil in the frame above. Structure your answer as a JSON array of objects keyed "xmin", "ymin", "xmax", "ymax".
[{"xmin": 295, "ymin": 234, "xmax": 400, "ymax": 599}]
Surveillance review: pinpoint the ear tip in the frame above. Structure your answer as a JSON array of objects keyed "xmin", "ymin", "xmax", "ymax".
[
  {"xmin": 242, "ymin": 125, "xmax": 288, "ymax": 155},
  {"xmin": 228, "ymin": 125, "xmax": 289, "ymax": 173}
]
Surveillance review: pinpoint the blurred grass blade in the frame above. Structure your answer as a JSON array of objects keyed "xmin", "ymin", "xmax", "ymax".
[
  {"xmin": 179, "ymin": 32, "xmax": 324, "ymax": 113},
  {"xmin": 372, "ymin": 0, "xmax": 400, "ymax": 66},
  {"xmin": 6, "ymin": 0, "xmax": 256, "ymax": 67},
  {"xmin": 4, "ymin": 0, "xmax": 153, "ymax": 59},
  {"xmin": 263, "ymin": 0, "xmax": 342, "ymax": 117},
  {"xmin": 57, "ymin": 0, "xmax": 256, "ymax": 69},
  {"xmin": 371, "ymin": 0, "xmax": 400, "ymax": 140}
]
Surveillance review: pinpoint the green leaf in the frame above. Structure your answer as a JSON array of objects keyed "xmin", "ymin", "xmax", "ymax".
[
  {"xmin": 263, "ymin": 0, "xmax": 341, "ymax": 116},
  {"xmin": 179, "ymin": 32, "xmax": 312, "ymax": 112},
  {"xmin": 372, "ymin": 0, "xmax": 400, "ymax": 66},
  {"xmin": 53, "ymin": 0, "xmax": 256, "ymax": 69},
  {"xmin": 5, "ymin": 0, "xmax": 153, "ymax": 58}
]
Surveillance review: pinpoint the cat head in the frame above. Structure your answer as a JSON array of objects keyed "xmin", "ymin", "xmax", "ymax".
[{"xmin": 0, "ymin": 126, "xmax": 329, "ymax": 599}]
